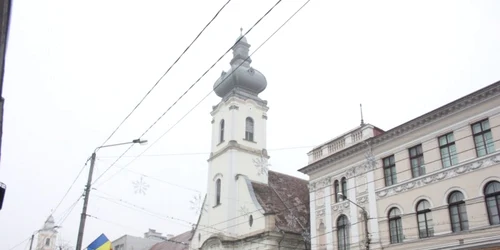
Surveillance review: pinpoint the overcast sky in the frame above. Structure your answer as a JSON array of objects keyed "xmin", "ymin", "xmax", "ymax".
[{"xmin": 1, "ymin": 0, "xmax": 499, "ymax": 249}]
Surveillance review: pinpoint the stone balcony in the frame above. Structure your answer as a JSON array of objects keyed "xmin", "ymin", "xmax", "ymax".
[{"xmin": 307, "ymin": 124, "xmax": 384, "ymax": 164}]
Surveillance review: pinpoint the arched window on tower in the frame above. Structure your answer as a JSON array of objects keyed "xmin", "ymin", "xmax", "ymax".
[
  {"xmin": 219, "ymin": 119, "xmax": 225, "ymax": 143},
  {"xmin": 215, "ymin": 179, "xmax": 221, "ymax": 206},
  {"xmin": 45, "ymin": 238, "xmax": 50, "ymax": 246},
  {"xmin": 245, "ymin": 117, "xmax": 254, "ymax": 141}
]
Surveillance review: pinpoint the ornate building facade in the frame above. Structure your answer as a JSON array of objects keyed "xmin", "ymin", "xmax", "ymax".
[{"xmin": 300, "ymin": 81, "xmax": 500, "ymax": 250}]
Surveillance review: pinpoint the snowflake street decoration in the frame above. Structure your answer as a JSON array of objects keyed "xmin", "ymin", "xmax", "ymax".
[
  {"xmin": 253, "ymin": 154, "xmax": 271, "ymax": 176},
  {"xmin": 239, "ymin": 205, "xmax": 250, "ymax": 218},
  {"xmin": 286, "ymin": 213, "xmax": 297, "ymax": 228},
  {"xmin": 190, "ymin": 193, "xmax": 208, "ymax": 216},
  {"xmin": 132, "ymin": 176, "xmax": 150, "ymax": 195}
]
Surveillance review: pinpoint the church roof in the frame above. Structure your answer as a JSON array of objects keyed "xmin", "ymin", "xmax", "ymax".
[
  {"xmin": 149, "ymin": 230, "xmax": 193, "ymax": 250},
  {"xmin": 250, "ymin": 170, "xmax": 310, "ymax": 234}
]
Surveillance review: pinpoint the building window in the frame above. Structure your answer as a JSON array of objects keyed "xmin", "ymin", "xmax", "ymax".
[
  {"xmin": 388, "ymin": 207, "xmax": 403, "ymax": 244},
  {"xmin": 245, "ymin": 117, "xmax": 254, "ymax": 141},
  {"xmin": 341, "ymin": 177, "xmax": 347, "ymax": 198},
  {"xmin": 439, "ymin": 132, "xmax": 458, "ymax": 168},
  {"xmin": 45, "ymin": 238, "xmax": 50, "ymax": 246},
  {"xmin": 416, "ymin": 200, "xmax": 434, "ymax": 238},
  {"xmin": 219, "ymin": 119, "xmax": 225, "ymax": 143},
  {"xmin": 484, "ymin": 181, "xmax": 500, "ymax": 225},
  {"xmin": 472, "ymin": 119, "xmax": 495, "ymax": 157},
  {"xmin": 409, "ymin": 144, "xmax": 425, "ymax": 177},
  {"xmin": 215, "ymin": 179, "xmax": 221, "ymax": 206},
  {"xmin": 337, "ymin": 215, "xmax": 350, "ymax": 250},
  {"xmin": 448, "ymin": 191, "xmax": 468, "ymax": 232},
  {"xmin": 334, "ymin": 180, "xmax": 339, "ymax": 202},
  {"xmin": 383, "ymin": 155, "xmax": 397, "ymax": 186}
]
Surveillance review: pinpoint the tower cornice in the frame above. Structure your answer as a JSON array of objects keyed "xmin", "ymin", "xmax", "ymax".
[{"xmin": 207, "ymin": 140, "xmax": 270, "ymax": 163}]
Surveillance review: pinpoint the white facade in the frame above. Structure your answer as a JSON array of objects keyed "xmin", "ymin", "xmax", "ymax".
[
  {"xmin": 189, "ymin": 33, "xmax": 309, "ymax": 250},
  {"xmin": 300, "ymin": 81, "xmax": 500, "ymax": 250}
]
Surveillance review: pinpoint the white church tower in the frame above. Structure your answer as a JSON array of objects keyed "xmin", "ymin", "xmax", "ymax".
[
  {"xmin": 190, "ymin": 33, "xmax": 310, "ymax": 250},
  {"xmin": 36, "ymin": 215, "xmax": 58, "ymax": 250}
]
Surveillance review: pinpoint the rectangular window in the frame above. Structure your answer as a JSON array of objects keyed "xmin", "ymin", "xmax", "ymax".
[
  {"xmin": 439, "ymin": 132, "xmax": 458, "ymax": 168},
  {"xmin": 383, "ymin": 155, "xmax": 397, "ymax": 186},
  {"xmin": 409, "ymin": 145, "xmax": 425, "ymax": 177},
  {"xmin": 472, "ymin": 119, "xmax": 495, "ymax": 157}
]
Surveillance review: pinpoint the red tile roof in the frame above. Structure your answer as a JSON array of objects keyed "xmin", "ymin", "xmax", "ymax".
[
  {"xmin": 149, "ymin": 230, "xmax": 193, "ymax": 250},
  {"xmin": 251, "ymin": 170, "xmax": 310, "ymax": 234}
]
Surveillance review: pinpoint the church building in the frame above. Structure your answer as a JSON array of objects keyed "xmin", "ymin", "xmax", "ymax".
[
  {"xmin": 187, "ymin": 33, "xmax": 311, "ymax": 250},
  {"xmin": 36, "ymin": 215, "xmax": 58, "ymax": 250}
]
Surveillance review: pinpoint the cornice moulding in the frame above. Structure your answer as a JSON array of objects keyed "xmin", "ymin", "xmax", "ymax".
[{"xmin": 375, "ymin": 151, "xmax": 500, "ymax": 199}]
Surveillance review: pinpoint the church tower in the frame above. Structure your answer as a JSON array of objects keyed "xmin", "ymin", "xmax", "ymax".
[
  {"xmin": 207, "ymin": 32, "xmax": 269, "ymax": 232},
  {"xmin": 190, "ymin": 32, "xmax": 309, "ymax": 250},
  {"xmin": 36, "ymin": 215, "xmax": 58, "ymax": 250}
]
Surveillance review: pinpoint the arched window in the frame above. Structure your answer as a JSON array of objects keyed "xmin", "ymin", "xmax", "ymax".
[
  {"xmin": 219, "ymin": 119, "xmax": 225, "ymax": 143},
  {"xmin": 215, "ymin": 179, "xmax": 221, "ymax": 206},
  {"xmin": 337, "ymin": 215, "xmax": 350, "ymax": 250},
  {"xmin": 388, "ymin": 207, "xmax": 403, "ymax": 243},
  {"xmin": 341, "ymin": 177, "xmax": 347, "ymax": 198},
  {"xmin": 245, "ymin": 117, "xmax": 254, "ymax": 141},
  {"xmin": 334, "ymin": 180, "xmax": 339, "ymax": 202},
  {"xmin": 416, "ymin": 200, "xmax": 434, "ymax": 238},
  {"xmin": 448, "ymin": 191, "xmax": 469, "ymax": 232},
  {"xmin": 484, "ymin": 181, "xmax": 500, "ymax": 225},
  {"xmin": 45, "ymin": 238, "xmax": 50, "ymax": 246}
]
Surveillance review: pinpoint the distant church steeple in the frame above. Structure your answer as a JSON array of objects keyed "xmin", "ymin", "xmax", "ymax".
[{"xmin": 36, "ymin": 215, "xmax": 58, "ymax": 250}]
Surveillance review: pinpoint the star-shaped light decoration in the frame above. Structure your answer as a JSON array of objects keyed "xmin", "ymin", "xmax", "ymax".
[
  {"xmin": 132, "ymin": 176, "xmax": 150, "ymax": 195},
  {"xmin": 238, "ymin": 205, "xmax": 250, "ymax": 218},
  {"xmin": 253, "ymin": 153, "xmax": 271, "ymax": 176},
  {"xmin": 190, "ymin": 193, "xmax": 208, "ymax": 216}
]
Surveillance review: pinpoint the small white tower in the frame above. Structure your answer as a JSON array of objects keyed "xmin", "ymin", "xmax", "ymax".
[
  {"xmin": 206, "ymin": 32, "xmax": 270, "ymax": 235},
  {"xmin": 36, "ymin": 215, "xmax": 58, "ymax": 250}
]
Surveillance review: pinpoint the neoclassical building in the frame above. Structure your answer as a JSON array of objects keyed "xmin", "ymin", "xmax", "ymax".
[
  {"xmin": 299, "ymin": 80, "xmax": 500, "ymax": 250},
  {"xmin": 183, "ymin": 33, "xmax": 310, "ymax": 250}
]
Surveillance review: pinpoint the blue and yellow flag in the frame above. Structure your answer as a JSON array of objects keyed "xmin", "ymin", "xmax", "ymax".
[{"xmin": 87, "ymin": 234, "xmax": 112, "ymax": 250}]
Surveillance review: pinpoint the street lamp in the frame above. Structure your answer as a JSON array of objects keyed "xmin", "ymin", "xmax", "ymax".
[
  {"xmin": 29, "ymin": 226, "xmax": 60, "ymax": 250},
  {"xmin": 338, "ymin": 193, "xmax": 371, "ymax": 250},
  {"xmin": 75, "ymin": 139, "xmax": 147, "ymax": 250}
]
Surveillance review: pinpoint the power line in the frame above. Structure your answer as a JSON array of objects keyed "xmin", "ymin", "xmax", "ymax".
[
  {"xmin": 7, "ymin": 236, "xmax": 31, "ymax": 250},
  {"xmin": 198, "ymin": 132, "xmax": 500, "ymax": 233},
  {"xmin": 89, "ymin": 136, "xmax": 498, "ymax": 248},
  {"xmin": 98, "ymin": 0, "xmax": 233, "ymax": 149},
  {"xmin": 94, "ymin": 121, "xmax": 500, "ymax": 241},
  {"xmin": 97, "ymin": 145, "xmax": 316, "ymax": 158},
  {"xmin": 91, "ymin": 0, "xmax": 286, "ymax": 187},
  {"xmin": 51, "ymin": 157, "xmax": 91, "ymax": 215}
]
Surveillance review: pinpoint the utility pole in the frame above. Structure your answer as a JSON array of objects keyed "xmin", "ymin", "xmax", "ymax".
[
  {"xmin": 75, "ymin": 152, "xmax": 96, "ymax": 250},
  {"xmin": 74, "ymin": 139, "xmax": 147, "ymax": 250},
  {"xmin": 29, "ymin": 234, "xmax": 34, "ymax": 250}
]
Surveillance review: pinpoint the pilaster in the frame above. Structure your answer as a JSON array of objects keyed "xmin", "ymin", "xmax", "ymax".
[
  {"xmin": 324, "ymin": 186, "xmax": 333, "ymax": 250},
  {"xmin": 348, "ymin": 178, "xmax": 359, "ymax": 247},
  {"xmin": 310, "ymin": 191, "xmax": 317, "ymax": 250}
]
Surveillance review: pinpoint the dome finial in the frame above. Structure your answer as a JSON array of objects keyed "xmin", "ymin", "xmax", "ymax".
[{"xmin": 240, "ymin": 27, "xmax": 243, "ymax": 36}]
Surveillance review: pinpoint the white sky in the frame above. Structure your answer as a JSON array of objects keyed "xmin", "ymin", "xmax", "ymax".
[{"xmin": 1, "ymin": 0, "xmax": 499, "ymax": 249}]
